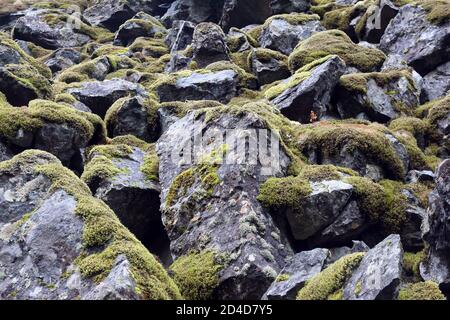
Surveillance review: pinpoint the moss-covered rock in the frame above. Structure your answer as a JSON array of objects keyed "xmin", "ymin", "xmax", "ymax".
[
  {"xmin": 288, "ymin": 29, "xmax": 386, "ymax": 72},
  {"xmin": 398, "ymin": 281, "xmax": 446, "ymax": 300},
  {"xmin": 297, "ymin": 253, "xmax": 365, "ymax": 300}
]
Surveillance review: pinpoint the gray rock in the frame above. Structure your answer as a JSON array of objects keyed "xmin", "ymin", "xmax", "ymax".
[
  {"xmin": 259, "ymin": 15, "xmax": 324, "ymax": 55},
  {"xmin": 270, "ymin": 0, "xmax": 310, "ymax": 14},
  {"xmin": 13, "ymin": 10, "xmax": 92, "ymax": 50},
  {"xmin": 343, "ymin": 234, "xmax": 403, "ymax": 300},
  {"xmin": 0, "ymin": 140, "xmax": 13, "ymax": 162},
  {"xmin": 156, "ymin": 70, "xmax": 238, "ymax": 103},
  {"xmin": 157, "ymin": 107, "xmax": 292, "ymax": 299},
  {"xmin": 165, "ymin": 20, "xmax": 195, "ymax": 52},
  {"xmin": 249, "ymin": 49, "xmax": 290, "ymax": 86},
  {"xmin": 67, "ymin": 79, "xmax": 147, "ymax": 118},
  {"xmin": 113, "ymin": 12, "xmax": 167, "ymax": 46},
  {"xmin": 422, "ymin": 62, "xmax": 450, "ymax": 102},
  {"xmin": 400, "ymin": 189, "xmax": 427, "ymax": 250},
  {"xmin": 44, "ymin": 48, "xmax": 82, "ymax": 75},
  {"xmin": 106, "ymin": 96, "xmax": 160, "ymax": 142},
  {"xmin": 357, "ymin": 0, "xmax": 398, "ymax": 43},
  {"xmin": 83, "ymin": 0, "xmax": 163, "ymax": 31},
  {"xmin": 161, "ymin": 0, "xmax": 222, "ymax": 27},
  {"xmin": 337, "ymin": 71, "xmax": 420, "ymax": 123},
  {"xmin": 271, "ymin": 55, "xmax": 346, "ymax": 123},
  {"xmin": 326, "ymin": 241, "xmax": 370, "ymax": 266},
  {"xmin": 286, "ymin": 180, "xmax": 354, "ymax": 240},
  {"xmin": 263, "ymin": 248, "xmax": 329, "ymax": 300},
  {"xmin": 406, "ymin": 170, "xmax": 435, "ymax": 184},
  {"xmin": 379, "ymin": 4, "xmax": 450, "ymax": 75},
  {"xmin": 192, "ymin": 22, "xmax": 230, "ymax": 68}
]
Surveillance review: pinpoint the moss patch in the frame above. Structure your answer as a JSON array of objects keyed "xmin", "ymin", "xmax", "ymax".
[
  {"xmin": 170, "ymin": 250, "xmax": 223, "ymax": 300},
  {"xmin": 297, "ymin": 253, "xmax": 365, "ymax": 300},
  {"xmin": 288, "ymin": 30, "xmax": 386, "ymax": 72},
  {"xmin": 398, "ymin": 281, "xmax": 446, "ymax": 300}
]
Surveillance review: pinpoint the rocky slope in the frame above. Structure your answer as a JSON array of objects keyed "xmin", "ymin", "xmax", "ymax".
[{"xmin": 0, "ymin": 0, "xmax": 449, "ymax": 300}]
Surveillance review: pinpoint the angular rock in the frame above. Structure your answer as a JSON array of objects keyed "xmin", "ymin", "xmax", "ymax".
[
  {"xmin": 44, "ymin": 48, "xmax": 82, "ymax": 75},
  {"xmin": 83, "ymin": 0, "xmax": 164, "ymax": 31},
  {"xmin": 67, "ymin": 79, "xmax": 147, "ymax": 118},
  {"xmin": 106, "ymin": 96, "xmax": 160, "ymax": 142},
  {"xmin": 406, "ymin": 170, "xmax": 435, "ymax": 184},
  {"xmin": 249, "ymin": 48, "xmax": 290, "ymax": 86},
  {"xmin": 343, "ymin": 234, "xmax": 403, "ymax": 300},
  {"xmin": 356, "ymin": 0, "xmax": 398, "ymax": 43},
  {"xmin": 269, "ymin": 55, "xmax": 346, "ymax": 123},
  {"xmin": 379, "ymin": 4, "xmax": 450, "ymax": 75},
  {"xmin": 13, "ymin": 10, "xmax": 92, "ymax": 50},
  {"xmin": 156, "ymin": 69, "xmax": 238, "ymax": 104},
  {"xmin": 0, "ymin": 151, "xmax": 180, "ymax": 300},
  {"xmin": 422, "ymin": 62, "xmax": 450, "ymax": 102},
  {"xmin": 157, "ymin": 104, "xmax": 292, "ymax": 299},
  {"xmin": 192, "ymin": 22, "xmax": 230, "ymax": 68},
  {"xmin": 113, "ymin": 12, "xmax": 167, "ymax": 46},
  {"xmin": 165, "ymin": 20, "xmax": 195, "ymax": 52},
  {"xmin": 287, "ymin": 180, "xmax": 354, "ymax": 241},
  {"xmin": 336, "ymin": 70, "xmax": 420, "ymax": 123},
  {"xmin": 0, "ymin": 140, "xmax": 13, "ymax": 162},
  {"xmin": 263, "ymin": 248, "xmax": 329, "ymax": 300},
  {"xmin": 259, "ymin": 14, "xmax": 324, "ymax": 55},
  {"xmin": 161, "ymin": 0, "xmax": 223, "ymax": 27}
]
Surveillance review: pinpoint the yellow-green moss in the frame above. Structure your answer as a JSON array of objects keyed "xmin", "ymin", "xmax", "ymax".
[
  {"xmin": 129, "ymin": 37, "xmax": 169, "ymax": 58},
  {"xmin": 389, "ymin": 117, "xmax": 430, "ymax": 136},
  {"xmin": 276, "ymin": 274, "xmax": 291, "ymax": 282},
  {"xmin": 323, "ymin": 0, "xmax": 375, "ymax": 32},
  {"xmin": 299, "ymin": 164, "xmax": 358, "ymax": 181},
  {"xmin": 257, "ymin": 176, "xmax": 312, "ymax": 209},
  {"xmin": 205, "ymin": 60, "xmax": 257, "ymax": 89},
  {"xmin": 403, "ymin": 250, "xmax": 426, "ymax": 279},
  {"xmin": 170, "ymin": 250, "xmax": 223, "ymax": 300},
  {"xmin": 416, "ymin": 0, "xmax": 450, "ymax": 25},
  {"xmin": 398, "ymin": 281, "xmax": 446, "ymax": 300},
  {"xmin": 141, "ymin": 145, "xmax": 159, "ymax": 182},
  {"xmin": 297, "ymin": 253, "xmax": 365, "ymax": 300},
  {"xmin": 81, "ymin": 155, "xmax": 122, "ymax": 187},
  {"xmin": 288, "ymin": 30, "xmax": 386, "ymax": 72},
  {"xmin": 110, "ymin": 135, "xmax": 151, "ymax": 151},
  {"xmin": 379, "ymin": 179, "xmax": 409, "ymax": 233},
  {"xmin": 0, "ymin": 151, "xmax": 181, "ymax": 299},
  {"xmin": 263, "ymin": 13, "xmax": 321, "ymax": 27}
]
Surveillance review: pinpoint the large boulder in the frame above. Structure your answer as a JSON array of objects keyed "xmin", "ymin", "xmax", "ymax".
[
  {"xmin": 220, "ymin": 0, "xmax": 272, "ymax": 31},
  {"xmin": 343, "ymin": 234, "xmax": 403, "ymax": 300},
  {"xmin": 259, "ymin": 13, "xmax": 324, "ymax": 55},
  {"xmin": 267, "ymin": 55, "xmax": 346, "ymax": 123},
  {"xmin": 157, "ymin": 102, "xmax": 293, "ymax": 299},
  {"xmin": 155, "ymin": 69, "xmax": 239, "ymax": 104},
  {"xmin": 0, "ymin": 150, "xmax": 181, "ymax": 300},
  {"xmin": 336, "ymin": 70, "xmax": 421, "ymax": 123},
  {"xmin": 113, "ymin": 12, "xmax": 167, "ymax": 46},
  {"xmin": 249, "ymin": 48, "xmax": 290, "ymax": 86},
  {"xmin": 13, "ymin": 10, "xmax": 96, "ymax": 50},
  {"xmin": 379, "ymin": 4, "xmax": 450, "ymax": 75},
  {"xmin": 44, "ymin": 48, "xmax": 82, "ymax": 75},
  {"xmin": 161, "ymin": 0, "xmax": 223, "ymax": 27},
  {"xmin": 165, "ymin": 20, "xmax": 195, "ymax": 52},
  {"xmin": 0, "ymin": 100, "xmax": 106, "ymax": 169},
  {"xmin": 105, "ymin": 96, "xmax": 160, "ymax": 143},
  {"xmin": 67, "ymin": 79, "xmax": 147, "ymax": 118},
  {"xmin": 192, "ymin": 22, "xmax": 230, "ymax": 68}
]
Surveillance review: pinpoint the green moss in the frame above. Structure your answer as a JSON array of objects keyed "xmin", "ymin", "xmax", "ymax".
[
  {"xmin": 403, "ymin": 250, "xmax": 426, "ymax": 279},
  {"xmin": 263, "ymin": 13, "xmax": 321, "ymax": 27},
  {"xmin": 427, "ymin": 94, "xmax": 450, "ymax": 127},
  {"xmin": 379, "ymin": 180, "xmax": 409, "ymax": 233},
  {"xmin": 265, "ymin": 55, "xmax": 335, "ymax": 99},
  {"xmin": 0, "ymin": 151, "xmax": 181, "ymax": 299},
  {"xmin": 323, "ymin": 1, "xmax": 374, "ymax": 32},
  {"xmin": 339, "ymin": 70, "xmax": 416, "ymax": 95},
  {"xmin": 394, "ymin": 132, "xmax": 430, "ymax": 170},
  {"xmin": 276, "ymin": 274, "xmax": 290, "ymax": 282},
  {"xmin": 257, "ymin": 176, "xmax": 312, "ymax": 209},
  {"xmin": 205, "ymin": 60, "xmax": 257, "ymax": 89},
  {"xmin": 160, "ymin": 100, "xmax": 224, "ymax": 119},
  {"xmin": 297, "ymin": 122, "xmax": 407, "ymax": 179},
  {"xmin": 170, "ymin": 250, "xmax": 223, "ymax": 300},
  {"xmin": 298, "ymin": 164, "xmax": 358, "ymax": 182},
  {"xmin": 288, "ymin": 30, "xmax": 386, "ymax": 72},
  {"xmin": 389, "ymin": 117, "xmax": 430, "ymax": 136},
  {"xmin": 129, "ymin": 37, "xmax": 169, "ymax": 58},
  {"xmin": 398, "ymin": 281, "xmax": 445, "ymax": 300},
  {"xmin": 416, "ymin": 0, "xmax": 450, "ymax": 25},
  {"xmin": 246, "ymin": 25, "xmax": 263, "ymax": 42},
  {"xmin": 110, "ymin": 135, "xmax": 151, "ymax": 151},
  {"xmin": 166, "ymin": 168, "xmax": 195, "ymax": 207},
  {"xmin": 81, "ymin": 155, "xmax": 122, "ymax": 187},
  {"xmin": 141, "ymin": 145, "xmax": 159, "ymax": 182},
  {"xmin": 297, "ymin": 253, "xmax": 365, "ymax": 300},
  {"xmin": 88, "ymin": 143, "xmax": 133, "ymax": 160},
  {"xmin": 54, "ymin": 93, "xmax": 77, "ymax": 105}
]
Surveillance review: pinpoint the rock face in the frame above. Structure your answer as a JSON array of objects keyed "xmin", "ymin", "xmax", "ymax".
[
  {"xmin": 269, "ymin": 55, "xmax": 346, "ymax": 123},
  {"xmin": 356, "ymin": 0, "xmax": 399, "ymax": 43},
  {"xmin": 192, "ymin": 23, "xmax": 230, "ymax": 68},
  {"xmin": 157, "ymin": 104, "xmax": 292, "ymax": 299},
  {"xmin": 156, "ymin": 70, "xmax": 238, "ymax": 103},
  {"xmin": 249, "ymin": 49, "xmax": 290, "ymax": 86},
  {"xmin": 263, "ymin": 248, "xmax": 329, "ymax": 300},
  {"xmin": 67, "ymin": 79, "xmax": 147, "ymax": 118},
  {"xmin": 379, "ymin": 4, "xmax": 450, "ymax": 75},
  {"xmin": 343, "ymin": 234, "xmax": 403, "ymax": 300},
  {"xmin": 0, "ymin": 151, "xmax": 180, "ymax": 300},
  {"xmin": 220, "ymin": 0, "xmax": 272, "ymax": 30},
  {"xmin": 270, "ymin": 0, "xmax": 310, "ymax": 14}
]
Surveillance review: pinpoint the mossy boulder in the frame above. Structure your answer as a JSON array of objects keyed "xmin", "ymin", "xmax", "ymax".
[
  {"xmin": 336, "ymin": 69, "xmax": 420, "ymax": 123},
  {"xmin": 398, "ymin": 281, "xmax": 446, "ymax": 300},
  {"xmin": 249, "ymin": 48, "xmax": 290, "ymax": 86},
  {"xmin": 288, "ymin": 29, "xmax": 386, "ymax": 72},
  {"xmin": 192, "ymin": 23, "xmax": 230, "ymax": 68},
  {"xmin": 259, "ymin": 13, "xmax": 325, "ymax": 55},
  {"xmin": 113, "ymin": 12, "xmax": 167, "ymax": 46},
  {"xmin": 0, "ymin": 150, "xmax": 181, "ymax": 300}
]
